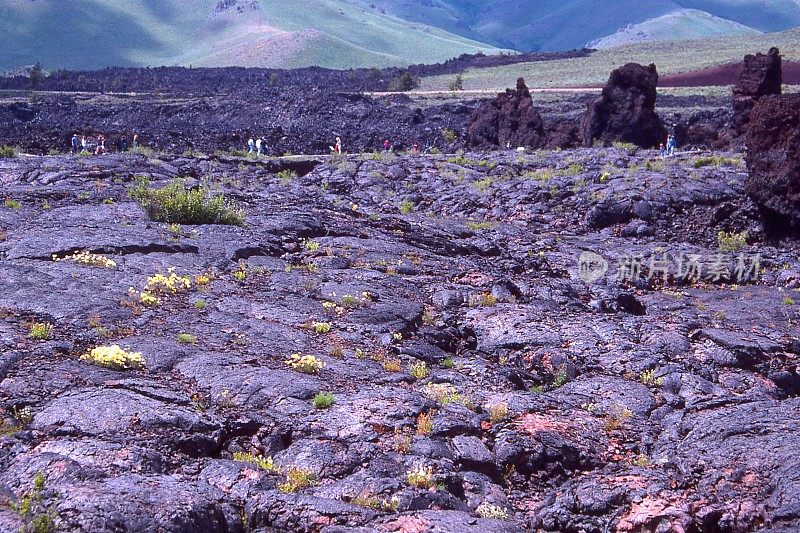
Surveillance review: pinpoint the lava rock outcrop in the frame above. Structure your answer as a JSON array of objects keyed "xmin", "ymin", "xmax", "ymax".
[
  {"xmin": 582, "ymin": 63, "xmax": 666, "ymax": 148},
  {"xmin": 467, "ymin": 78, "xmax": 547, "ymax": 149},
  {"xmin": 745, "ymin": 93, "xmax": 800, "ymax": 234},
  {"xmin": 733, "ymin": 47, "xmax": 782, "ymax": 137}
]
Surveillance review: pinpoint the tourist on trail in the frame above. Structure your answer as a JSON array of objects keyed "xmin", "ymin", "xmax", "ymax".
[
  {"xmin": 256, "ymin": 137, "xmax": 263, "ymax": 156},
  {"xmin": 133, "ymin": 133, "xmax": 139, "ymax": 148},
  {"xmin": 659, "ymin": 143, "xmax": 666, "ymax": 158},
  {"xmin": 383, "ymin": 139, "xmax": 391, "ymax": 153},
  {"xmin": 248, "ymin": 137, "xmax": 255, "ymax": 154},
  {"xmin": 412, "ymin": 142, "xmax": 420, "ymax": 154},
  {"xmin": 95, "ymin": 134, "xmax": 106, "ymax": 155},
  {"xmin": 71, "ymin": 133, "xmax": 79, "ymax": 154},
  {"xmin": 667, "ymin": 134, "xmax": 676, "ymax": 157},
  {"xmin": 335, "ymin": 136, "xmax": 342, "ymax": 155},
  {"xmin": 119, "ymin": 136, "xmax": 128, "ymax": 153},
  {"xmin": 81, "ymin": 135, "xmax": 88, "ymax": 154}
]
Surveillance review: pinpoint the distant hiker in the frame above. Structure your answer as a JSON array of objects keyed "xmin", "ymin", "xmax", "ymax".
[
  {"xmin": 256, "ymin": 137, "xmax": 263, "ymax": 156},
  {"xmin": 71, "ymin": 133, "xmax": 79, "ymax": 154},
  {"xmin": 335, "ymin": 137, "xmax": 342, "ymax": 155},
  {"xmin": 659, "ymin": 143, "xmax": 666, "ymax": 158},
  {"xmin": 81, "ymin": 135, "xmax": 88, "ymax": 153},
  {"xmin": 506, "ymin": 141, "xmax": 511, "ymax": 150},
  {"xmin": 383, "ymin": 139, "xmax": 391, "ymax": 152},
  {"xmin": 95, "ymin": 134, "xmax": 106, "ymax": 155},
  {"xmin": 247, "ymin": 137, "xmax": 255, "ymax": 154},
  {"xmin": 667, "ymin": 134, "xmax": 676, "ymax": 157},
  {"xmin": 412, "ymin": 142, "xmax": 420, "ymax": 154},
  {"xmin": 118, "ymin": 136, "xmax": 128, "ymax": 153},
  {"xmin": 133, "ymin": 133, "xmax": 139, "ymax": 148}
]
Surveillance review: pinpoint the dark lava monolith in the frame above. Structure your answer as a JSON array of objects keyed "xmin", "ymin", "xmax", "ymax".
[
  {"xmin": 582, "ymin": 63, "xmax": 666, "ymax": 148},
  {"xmin": 733, "ymin": 47, "xmax": 782, "ymax": 136},
  {"xmin": 745, "ymin": 93, "xmax": 800, "ymax": 235},
  {"xmin": 467, "ymin": 77, "xmax": 547, "ymax": 149}
]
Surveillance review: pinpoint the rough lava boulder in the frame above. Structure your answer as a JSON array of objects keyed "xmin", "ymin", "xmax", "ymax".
[
  {"xmin": 745, "ymin": 93, "xmax": 800, "ymax": 235},
  {"xmin": 733, "ymin": 47, "xmax": 782, "ymax": 137},
  {"xmin": 582, "ymin": 63, "xmax": 666, "ymax": 148},
  {"xmin": 467, "ymin": 78, "xmax": 547, "ymax": 149}
]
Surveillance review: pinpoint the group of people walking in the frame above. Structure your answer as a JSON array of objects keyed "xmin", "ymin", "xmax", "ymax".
[{"xmin": 70, "ymin": 133, "xmax": 139, "ymax": 155}]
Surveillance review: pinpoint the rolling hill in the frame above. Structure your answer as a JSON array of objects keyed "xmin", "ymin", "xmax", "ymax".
[
  {"xmin": 364, "ymin": 0, "xmax": 800, "ymax": 51},
  {"xmin": 587, "ymin": 9, "xmax": 763, "ymax": 49},
  {"xmin": 0, "ymin": 0, "xmax": 504, "ymax": 71}
]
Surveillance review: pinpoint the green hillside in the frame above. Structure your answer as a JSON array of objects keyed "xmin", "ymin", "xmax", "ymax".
[
  {"xmin": 588, "ymin": 9, "xmax": 762, "ymax": 49},
  {"xmin": 419, "ymin": 28, "xmax": 800, "ymax": 91},
  {"xmin": 0, "ymin": 0, "xmax": 504, "ymax": 71}
]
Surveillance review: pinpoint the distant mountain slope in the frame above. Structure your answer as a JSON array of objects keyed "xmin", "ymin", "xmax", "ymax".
[
  {"xmin": 0, "ymin": 0, "xmax": 504, "ymax": 71},
  {"xmin": 587, "ymin": 9, "xmax": 763, "ymax": 49},
  {"xmin": 365, "ymin": 0, "xmax": 800, "ymax": 51}
]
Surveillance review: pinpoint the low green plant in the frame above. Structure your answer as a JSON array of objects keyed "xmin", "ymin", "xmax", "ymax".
[
  {"xmin": 0, "ymin": 145, "xmax": 16, "ymax": 158},
  {"xmin": 424, "ymin": 383, "xmax": 472, "ymax": 408},
  {"xmin": 466, "ymin": 220, "xmax": 494, "ymax": 231},
  {"xmin": 194, "ymin": 299, "xmax": 207, "ymax": 310},
  {"xmin": 28, "ymin": 322, "xmax": 53, "ymax": 341},
  {"xmin": 406, "ymin": 465, "xmax": 436, "ymax": 489},
  {"xmin": 409, "ymin": 361, "xmax": 429, "ymax": 379},
  {"xmin": 232, "ymin": 452, "xmax": 276, "ymax": 471},
  {"xmin": 488, "ymin": 402, "xmax": 509, "ymax": 424},
  {"xmin": 474, "ymin": 177, "xmax": 493, "ymax": 192},
  {"xmin": 400, "ymin": 200, "xmax": 415, "ymax": 214},
  {"xmin": 441, "ymin": 357, "xmax": 454, "ymax": 369},
  {"xmin": 784, "ymin": 296, "xmax": 796, "ymax": 306},
  {"xmin": 717, "ymin": 230, "xmax": 748, "ymax": 252},
  {"xmin": 639, "ymin": 369, "xmax": 663, "ymax": 387},
  {"xmin": 551, "ymin": 372, "xmax": 568, "ymax": 388},
  {"xmin": 278, "ymin": 467, "xmax": 316, "ymax": 493},
  {"xmin": 11, "ymin": 471, "xmax": 56, "ymax": 533},
  {"xmin": 416, "ymin": 410, "xmax": 434, "ymax": 435},
  {"xmin": 312, "ymin": 391, "xmax": 334, "ymax": 409},
  {"xmin": 276, "ymin": 170, "xmax": 297, "ymax": 184},
  {"xmin": 476, "ymin": 502, "xmax": 509, "ymax": 520},
  {"xmin": 4, "ymin": 199, "xmax": 21, "ymax": 210},
  {"xmin": 130, "ymin": 178, "xmax": 244, "ymax": 226},
  {"xmin": 313, "ymin": 322, "xmax": 331, "ymax": 334},
  {"xmin": 177, "ymin": 333, "xmax": 197, "ymax": 345},
  {"xmin": 612, "ymin": 141, "xmax": 638, "ymax": 154},
  {"xmin": 302, "ymin": 239, "xmax": 320, "ymax": 252},
  {"xmin": 441, "ymin": 128, "xmax": 458, "ymax": 143},
  {"xmin": 81, "ymin": 345, "xmax": 144, "ymax": 370},
  {"xmin": 693, "ymin": 155, "xmax": 743, "ymax": 168},
  {"xmin": 285, "ymin": 353, "xmax": 325, "ymax": 374}
]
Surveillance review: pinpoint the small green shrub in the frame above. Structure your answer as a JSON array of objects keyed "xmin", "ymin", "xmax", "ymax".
[
  {"xmin": 194, "ymin": 299, "xmax": 207, "ymax": 310},
  {"xmin": 0, "ymin": 145, "xmax": 16, "ymax": 158},
  {"xmin": 4, "ymin": 199, "xmax": 21, "ymax": 210},
  {"xmin": 232, "ymin": 452, "xmax": 276, "ymax": 471},
  {"xmin": 28, "ymin": 323, "xmax": 53, "ymax": 341},
  {"xmin": 278, "ymin": 467, "xmax": 316, "ymax": 493},
  {"xmin": 694, "ymin": 155, "xmax": 743, "ymax": 168},
  {"xmin": 612, "ymin": 141, "xmax": 638, "ymax": 154},
  {"xmin": 177, "ymin": 333, "xmax": 197, "ymax": 345},
  {"xmin": 276, "ymin": 170, "xmax": 297, "ymax": 184},
  {"xmin": 387, "ymin": 71, "xmax": 418, "ymax": 92},
  {"xmin": 639, "ymin": 369, "xmax": 663, "ymax": 387},
  {"xmin": 409, "ymin": 361, "xmax": 428, "ymax": 379},
  {"xmin": 717, "ymin": 230, "xmax": 748, "ymax": 252},
  {"xmin": 441, "ymin": 128, "xmax": 458, "ymax": 143},
  {"xmin": 130, "ymin": 178, "xmax": 244, "ymax": 226},
  {"xmin": 400, "ymin": 200, "xmax": 415, "ymax": 214},
  {"xmin": 312, "ymin": 392, "xmax": 334, "ymax": 409},
  {"xmin": 476, "ymin": 502, "xmax": 509, "ymax": 520}
]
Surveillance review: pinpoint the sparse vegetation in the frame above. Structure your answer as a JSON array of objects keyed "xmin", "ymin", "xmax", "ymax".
[
  {"xmin": 476, "ymin": 502, "xmax": 509, "ymax": 520},
  {"xmin": 717, "ymin": 230, "xmax": 748, "ymax": 252},
  {"xmin": 278, "ymin": 467, "xmax": 316, "ymax": 493},
  {"xmin": 612, "ymin": 142, "xmax": 638, "ymax": 154},
  {"xmin": 694, "ymin": 155, "xmax": 743, "ymax": 168},
  {"xmin": 11, "ymin": 471, "xmax": 56, "ymax": 533},
  {"xmin": 177, "ymin": 333, "xmax": 197, "ymax": 345},
  {"xmin": 382, "ymin": 358, "xmax": 402, "ymax": 372},
  {"xmin": 409, "ymin": 361, "xmax": 429, "ymax": 379},
  {"xmin": 400, "ymin": 200, "xmax": 415, "ymax": 214},
  {"xmin": 285, "ymin": 353, "xmax": 325, "ymax": 374},
  {"xmin": 406, "ymin": 465, "xmax": 436, "ymax": 489},
  {"xmin": 424, "ymin": 383, "xmax": 472, "ymax": 408},
  {"xmin": 313, "ymin": 322, "xmax": 331, "ymax": 334},
  {"xmin": 28, "ymin": 322, "xmax": 53, "ymax": 341},
  {"xmin": 53, "ymin": 250, "xmax": 117, "ymax": 269},
  {"xmin": 448, "ymin": 74, "xmax": 464, "ymax": 91},
  {"xmin": 441, "ymin": 128, "xmax": 458, "ymax": 143},
  {"xmin": 4, "ymin": 199, "xmax": 21, "ymax": 210},
  {"xmin": 81, "ymin": 345, "xmax": 144, "ymax": 370},
  {"xmin": 489, "ymin": 402, "xmax": 509, "ymax": 424},
  {"xmin": 129, "ymin": 177, "xmax": 244, "ymax": 226},
  {"xmin": 387, "ymin": 71, "xmax": 418, "ymax": 92},
  {"xmin": 312, "ymin": 392, "xmax": 335, "ymax": 409},
  {"xmin": 604, "ymin": 404, "xmax": 633, "ymax": 432},
  {"xmin": 0, "ymin": 145, "xmax": 17, "ymax": 158},
  {"xmin": 232, "ymin": 452, "xmax": 276, "ymax": 471},
  {"xmin": 639, "ymin": 369, "xmax": 663, "ymax": 387},
  {"xmin": 416, "ymin": 410, "xmax": 434, "ymax": 435}
]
